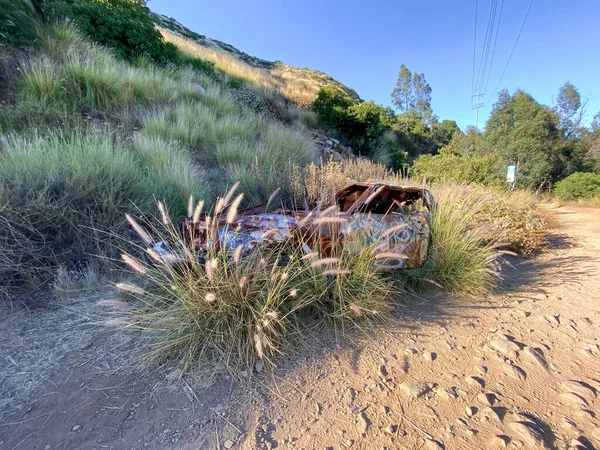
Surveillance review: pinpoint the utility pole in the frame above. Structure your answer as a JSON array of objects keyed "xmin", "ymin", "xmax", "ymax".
[{"xmin": 471, "ymin": 89, "xmax": 484, "ymax": 129}]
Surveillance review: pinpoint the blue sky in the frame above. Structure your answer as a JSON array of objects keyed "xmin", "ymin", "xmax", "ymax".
[{"xmin": 149, "ymin": 0, "xmax": 600, "ymax": 131}]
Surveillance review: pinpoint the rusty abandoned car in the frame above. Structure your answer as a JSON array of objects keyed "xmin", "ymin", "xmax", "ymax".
[{"xmin": 149, "ymin": 183, "xmax": 436, "ymax": 270}]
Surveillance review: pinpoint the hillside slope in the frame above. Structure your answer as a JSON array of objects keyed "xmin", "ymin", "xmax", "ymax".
[{"xmin": 153, "ymin": 12, "xmax": 360, "ymax": 106}]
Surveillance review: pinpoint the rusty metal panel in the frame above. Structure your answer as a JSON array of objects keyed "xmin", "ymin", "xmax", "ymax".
[
  {"xmin": 336, "ymin": 183, "xmax": 434, "ymax": 214},
  {"xmin": 340, "ymin": 213, "xmax": 431, "ymax": 269}
]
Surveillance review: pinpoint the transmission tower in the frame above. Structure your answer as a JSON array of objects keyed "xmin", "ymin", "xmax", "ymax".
[{"xmin": 472, "ymin": 89, "xmax": 485, "ymax": 129}]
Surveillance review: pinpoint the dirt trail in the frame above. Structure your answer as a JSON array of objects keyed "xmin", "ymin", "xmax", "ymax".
[
  {"xmin": 238, "ymin": 203, "xmax": 600, "ymax": 450},
  {"xmin": 1, "ymin": 203, "xmax": 600, "ymax": 450}
]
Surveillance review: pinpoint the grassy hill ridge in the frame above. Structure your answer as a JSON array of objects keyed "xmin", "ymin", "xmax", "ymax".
[{"xmin": 152, "ymin": 12, "xmax": 361, "ymax": 104}]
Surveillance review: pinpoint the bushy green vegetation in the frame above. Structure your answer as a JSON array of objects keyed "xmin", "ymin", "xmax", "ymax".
[
  {"xmin": 554, "ymin": 172, "xmax": 600, "ymax": 201},
  {"xmin": 311, "ymin": 81, "xmax": 461, "ymax": 169},
  {"xmin": 0, "ymin": 23, "xmax": 319, "ymax": 289},
  {"xmin": 410, "ymin": 130, "xmax": 499, "ymax": 186},
  {"xmin": 36, "ymin": 0, "xmax": 217, "ymax": 77},
  {"xmin": 411, "ymin": 149, "xmax": 499, "ymax": 186},
  {"xmin": 39, "ymin": 0, "xmax": 176, "ymax": 63},
  {"xmin": 312, "ymin": 86, "xmax": 396, "ymax": 156},
  {"xmin": 0, "ymin": 0, "xmax": 38, "ymax": 49},
  {"xmin": 409, "ymin": 85, "xmax": 599, "ymax": 196}
]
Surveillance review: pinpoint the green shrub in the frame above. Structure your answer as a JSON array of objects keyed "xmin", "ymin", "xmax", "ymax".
[
  {"xmin": 312, "ymin": 87, "xmax": 396, "ymax": 155},
  {"xmin": 554, "ymin": 172, "xmax": 600, "ymax": 200},
  {"xmin": 411, "ymin": 149, "xmax": 501, "ymax": 186},
  {"xmin": 38, "ymin": 0, "xmax": 217, "ymax": 80},
  {"xmin": 0, "ymin": 0, "xmax": 38, "ymax": 49},
  {"xmin": 41, "ymin": 0, "xmax": 177, "ymax": 63},
  {"xmin": 312, "ymin": 85, "xmax": 354, "ymax": 129},
  {"xmin": 398, "ymin": 183, "xmax": 503, "ymax": 295},
  {"xmin": 182, "ymin": 55, "xmax": 218, "ymax": 79}
]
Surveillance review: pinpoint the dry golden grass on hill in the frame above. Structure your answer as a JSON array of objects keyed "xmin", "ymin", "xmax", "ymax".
[{"xmin": 160, "ymin": 27, "xmax": 323, "ymax": 107}]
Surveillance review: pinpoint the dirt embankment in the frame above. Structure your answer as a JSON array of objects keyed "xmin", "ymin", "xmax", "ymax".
[{"xmin": 1, "ymin": 203, "xmax": 600, "ymax": 450}]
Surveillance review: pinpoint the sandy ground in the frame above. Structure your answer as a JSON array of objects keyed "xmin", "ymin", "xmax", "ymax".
[{"xmin": 1, "ymin": 203, "xmax": 599, "ymax": 450}]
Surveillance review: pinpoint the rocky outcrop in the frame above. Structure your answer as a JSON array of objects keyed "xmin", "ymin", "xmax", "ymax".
[
  {"xmin": 226, "ymin": 88, "xmax": 291, "ymax": 124},
  {"xmin": 312, "ymin": 132, "xmax": 359, "ymax": 164}
]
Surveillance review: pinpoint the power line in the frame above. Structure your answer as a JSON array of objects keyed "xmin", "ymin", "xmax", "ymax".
[
  {"xmin": 487, "ymin": 0, "xmax": 535, "ymax": 104},
  {"xmin": 481, "ymin": 0, "xmax": 498, "ymax": 92},
  {"xmin": 475, "ymin": 0, "xmax": 497, "ymax": 93},
  {"xmin": 483, "ymin": 0, "xmax": 505, "ymax": 94},
  {"xmin": 471, "ymin": 0, "xmax": 478, "ymax": 94}
]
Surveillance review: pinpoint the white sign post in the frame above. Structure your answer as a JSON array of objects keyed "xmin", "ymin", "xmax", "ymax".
[{"xmin": 506, "ymin": 165, "xmax": 516, "ymax": 183}]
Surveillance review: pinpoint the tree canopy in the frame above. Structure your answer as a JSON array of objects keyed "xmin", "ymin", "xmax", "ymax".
[
  {"xmin": 555, "ymin": 82, "xmax": 585, "ymax": 137},
  {"xmin": 390, "ymin": 64, "xmax": 434, "ymax": 124},
  {"xmin": 484, "ymin": 89, "xmax": 562, "ymax": 189}
]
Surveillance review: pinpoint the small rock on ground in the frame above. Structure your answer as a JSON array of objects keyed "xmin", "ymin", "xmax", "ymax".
[
  {"xmin": 490, "ymin": 339, "xmax": 522, "ymax": 354},
  {"xmin": 165, "ymin": 368, "xmax": 182, "ymax": 381},
  {"xmin": 509, "ymin": 421, "xmax": 546, "ymax": 447},
  {"xmin": 399, "ymin": 382, "xmax": 431, "ymax": 398},
  {"xmin": 477, "ymin": 392, "xmax": 497, "ymax": 406},
  {"xmin": 505, "ymin": 364, "xmax": 527, "ymax": 381},
  {"xmin": 490, "ymin": 435, "xmax": 509, "ymax": 447}
]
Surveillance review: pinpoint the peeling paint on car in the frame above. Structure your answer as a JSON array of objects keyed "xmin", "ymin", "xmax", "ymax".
[{"xmin": 175, "ymin": 183, "xmax": 434, "ymax": 270}]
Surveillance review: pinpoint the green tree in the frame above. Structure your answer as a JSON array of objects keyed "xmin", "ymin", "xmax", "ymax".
[
  {"xmin": 393, "ymin": 110, "xmax": 434, "ymax": 158},
  {"xmin": 590, "ymin": 111, "xmax": 600, "ymax": 133},
  {"xmin": 555, "ymin": 82, "xmax": 585, "ymax": 137},
  {"xmin": 484, "ymin": 90, "xmax": 562, "ymax": 189},
  {"xmin": 582, "ymin": 116, "xmax": 600, "ymax": 173},
  {"xmin": 443, "ymin": 130, "xmax": 490, "ymax": 157},
  {"xmin": 431, "ymin": 120, "xmax": 460, "ymax": 149},
  {"xmin": 390, "ymin": 64, "xmax": 434, "ymax": 123},
  {"xmin": 390, "ymin": 64, "xmax": 413, "ymax": 112}
]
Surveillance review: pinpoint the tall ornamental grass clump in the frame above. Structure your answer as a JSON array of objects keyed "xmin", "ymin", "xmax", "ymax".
[
  {"xmin": 102, "ymin": 186, "xmax": 397, "ymax": 372},
  {"xmin": 398, "ymin": 183, "xmax": 504, "ymax": 295},
  {"xmin": 140, "ymin": 101, "xmax": 316, "ymax": 204},
  {"xmin": 0, "ymin": 131, "xmax": 202, "ymax": 289},
  {"xmin": 14, "ymin": 24, "xmax": 212, "ymax": 118}
]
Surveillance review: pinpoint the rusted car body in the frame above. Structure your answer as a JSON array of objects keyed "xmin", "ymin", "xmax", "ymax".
[{"xmin": 173, "ymin": 183, "xmax": 434, "ymax": 270}]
